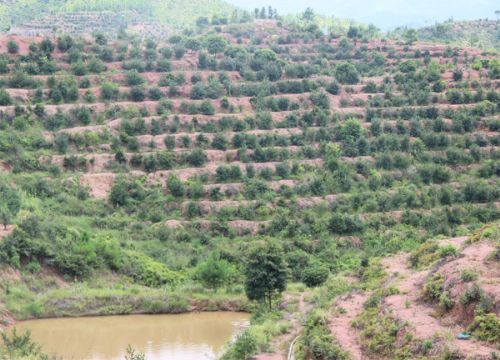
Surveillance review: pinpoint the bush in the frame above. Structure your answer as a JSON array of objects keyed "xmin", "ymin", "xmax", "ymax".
[
  {"xmin": 186, "ymin": 148, "xmax": 207, "ymax": 167},
  {"xmin": 424, "ymin": 273, "xmax": 444, "ymax": 302},
  {"xmin": 195, "ymin": 254, "xmax": 237, "ymax": 290},
  {"xmin": 126, "ymin": 70, "xmax": 145, "ymax": 86},
  {"xmin": 310, "ymin": 90, "xmax": 330, "ymax": 110},
  {"xmin": 335, "ymin": 62, "xmax": 360, "ymax": 84},
  {"xmin": 409, "ymin": 241, "xmax": 440, "ymax": 268},
  {"xmin": 460, "ymin": 269, "xmax": 478, "ymax": 282},
  {"xmin": 222, "ymin": 330, "xmax": 257, "ymax": 360},
  {"xmin": 7, "ymin": 40, "xmax": 19, "ymax": 54},
  {"xmin": 439, "ymin": 291, "xmax": 454, "ymax": 311},
  {"xmin": 302, "ymin": 261, "xmax": 330, "ymax": 287},
  {"xmin": 438, "ymin": 245, "xmax": 458, "ymax": 258},
  {"xmin": 460, "ymin": 283, "xmax": 484, "ymax": 306},
  {"xmin": 326, "ymin": 81, "xmax": 341, "ymax": 95},
  {"xmin": 167, "ymin": 175, "xmax": 184, "ymax": 197},
  {"xmin": 328, "ymin": 213, "xmax": 363, "ymax": 234},
  {"xmin": 468, "ymin": 313, "xmax": 500, "ymax": 343},
  {"xmin": 199, "ymin": 100, "xmax": 215, "ymax": 115},
  {"xmin": 121, "ymin": 251, "xmax": 180, "ymax": 287},
  {"xmin": 100, "ymin": 81, "xmax": 119, "ymax": 101},
  {"xmin": 129, "ymin": 86, "xmax": 146, "ymax": 102},
  {"xmin": 0, "ymin": 89, "xmax": 12, "ymax": 106}
]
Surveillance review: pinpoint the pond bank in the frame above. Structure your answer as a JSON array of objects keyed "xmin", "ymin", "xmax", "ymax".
[{"xmin": 0, "ymin": 277, "xmax": 250, "ymax": 328}]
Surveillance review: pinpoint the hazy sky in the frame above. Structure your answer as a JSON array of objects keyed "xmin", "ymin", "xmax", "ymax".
[{"xmin": 227, "ymin": 0, "xmax": 499, "ymax": 30}]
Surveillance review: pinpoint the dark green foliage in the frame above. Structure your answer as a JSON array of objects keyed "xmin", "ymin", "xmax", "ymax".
[
  {"xmin": 0, "ymin": 182, "xmax": 21, "ymax": 230},
  {"xmin": 109, "ymin": 176, "xmax": 147, "ymax": 207},
  {"xmin": 167, "ymin": 174, "xmax": 184, "ymax": 197},
  {"xmin": 1, "ymin": 329, "xmax": 48, "ymax": 359},
  {"xmin": 302, "ymin": 260, "xmax": 330, "ymax": 287},
  {"xmin": 335, "ymin": 62, "xmax": 360, "ymax": 84},
  {"xmin": 195, "ymin": 254, "xmax": 237, "ymax": 290},
  {"xmin": 244, "ymin": 240, "xmax": 287, "ymax": 310},
  {"xmin": 7, "ymin": 40, "xmax": 19, "ymax": 54}
]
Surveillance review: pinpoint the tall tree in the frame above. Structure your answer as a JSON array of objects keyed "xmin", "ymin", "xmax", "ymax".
[
  {"xmin": 302, "ymin": 7, "xmax": 315, "ymax": 22},
  {"xmin": 260, "ymin": 7, "xmax": 267, "ymax": 19},
  {"xmin": 244, "ymin": 239, "xmax": 287, "ymax": 310},
  {"xmin": 267, "ymin": 6, "xmax": 273, "ymax": 19}
]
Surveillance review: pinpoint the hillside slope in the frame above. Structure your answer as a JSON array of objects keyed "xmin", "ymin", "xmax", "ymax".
[
  {"xmin": 0, "ymin": 18, "xmax": 499, "ymax": 359},
  {"xmin": 0, "ymin": 0, "xmax": 237, "ymax": 31},
  {"xmin": 392, "ymin": 19, "xmax": 500, "ymax": 50}
]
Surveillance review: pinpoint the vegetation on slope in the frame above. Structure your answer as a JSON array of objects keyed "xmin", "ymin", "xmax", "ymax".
[
  {"xmin": 0, "ymin": 10, "xmax": 499, "ymax": 359},
  {"xmin": 391, "ymin": 19, "xmax": 500, "ymax": 50},
  {"xmin": 0, "ymin": 0, "xmax": 238, "ymax": 31}
]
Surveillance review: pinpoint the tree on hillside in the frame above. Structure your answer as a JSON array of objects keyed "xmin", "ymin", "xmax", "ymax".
[
  {"xmin": 244, "ymin": 239, "xmax": 287, "ymax": 310},
  {"xmin": 7, "ymin": 40, "xmax": 18, "ymax": 54},
  {"xmin": 205, "ymin": 35, "xmax": 228, "ymax": 56},
  {"xmin": 335, "ymin": 62, "xmax": 360, "ymax": 84},
  {"xmin": 260, "ymin": 7, "xmax": 266, "ymax": 19},
  {"xmin": 403, "ymin": 29, "xmax": 418, "ymax": 45},
  {"xmin": 167, "ymin": 174, "xmax": 184, "ymax": 198},
  {"xmin": 302, "ymin": 7, "xmax": 315, "ymax": 22}
]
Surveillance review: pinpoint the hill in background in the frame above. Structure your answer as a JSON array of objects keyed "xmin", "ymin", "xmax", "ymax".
[
  {"xmin": 392, "ymin": 19, "xmax": 500, "ymax": 50},
  {"xmin": 0, "ymin": 0, "xmax": 238, "ymax": 33}
]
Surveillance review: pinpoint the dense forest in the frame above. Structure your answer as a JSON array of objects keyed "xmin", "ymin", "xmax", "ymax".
[{"xmin": 0, "ymin": 6, "xmax": 499, "ymax": 360}]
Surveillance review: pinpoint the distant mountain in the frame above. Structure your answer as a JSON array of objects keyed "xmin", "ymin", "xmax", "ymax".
[{"xmin": 0, "ymin": 0, "xmax": 238, "ymax": 31}]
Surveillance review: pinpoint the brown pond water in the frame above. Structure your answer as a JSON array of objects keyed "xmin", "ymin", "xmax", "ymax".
[{"xmin": 13, "ymin": 312, "xmax": 249, "ymax": 360}]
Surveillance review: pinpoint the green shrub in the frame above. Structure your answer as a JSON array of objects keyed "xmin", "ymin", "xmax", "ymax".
[
  {"xmin": 295, "ymin": 310, "xmax": 350, "ymax": 360},
  {"xmin": 460, "ymin": 283, "xmax": 484, "ymax": 306},
  {"xmin": 468, "ymin": 313, "xmax": 500, "ymax": 343},
  {"xmin": 409, "ymin": 241, "xmax": 440, "ymax": 268},
  {"xmin": 0, "ymin": 89, "xmax": 12, "ymax": 106},
  {"xmin": 222, "ymin": 330, "xmax": 257, "ymax": 360},
  {"xmin": 7, "ymin": 40, "xmax": 19, "ymax": 54},
  {"xmin": 439, "ymin": 291, "xmax": 454, "ymax": 311},
  {"xmin": 438, "ymin": 245, "xmax": 458, "ymax": 258},
  {"xmin": 121, "ymin": 251, "xmax": 181, "ymax": 287},
  {"xmin": 424, "ymin": 274, "xmax": 444, "ymax": 302},
  {"xmin": 302, "ymin": 261, "xmax": 330, "ymax": 287},
  {"xmin": 460, "ymin": 269, "xmax": 478, "ymax": 282}
]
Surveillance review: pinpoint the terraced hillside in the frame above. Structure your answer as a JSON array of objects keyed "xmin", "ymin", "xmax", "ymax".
[
  {"xmin": 416, "ymin": 19, "xmax": 500, "ymax": 49},
  {"xmin": 0, "ymin": 0, "xmax": 238, "ymax": 32},
  {"xmin": 0, "ymin": 18, "xmax": 499, "ymax": 359}
]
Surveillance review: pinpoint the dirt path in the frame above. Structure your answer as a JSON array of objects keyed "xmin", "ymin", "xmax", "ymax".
[
  {"xmin": 329, "ymin": 291, "xmax": 369, "ymax": 360},
  {"xmin": 381, "ymin": 237, "xmax": 497, "ymax": 357},
  {"xmin": 255, "ymin": 292, "xmax": 312, "ymax": 360}
]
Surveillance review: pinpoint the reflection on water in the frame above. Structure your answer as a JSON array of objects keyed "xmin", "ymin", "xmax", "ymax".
[{"xmin": 14, "ymin": 312, "xmax": 249, "ymax": 360}]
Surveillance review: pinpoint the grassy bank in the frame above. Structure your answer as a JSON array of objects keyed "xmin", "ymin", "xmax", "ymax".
[{"xmin": 0, "ymin": 272, "xmax": 249, "ymax": 322}]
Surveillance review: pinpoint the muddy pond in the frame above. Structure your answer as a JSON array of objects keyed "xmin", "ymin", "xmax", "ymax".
[{"xmin": 14, "ymin": 312, "xmax": 250, "ymax": 359}]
